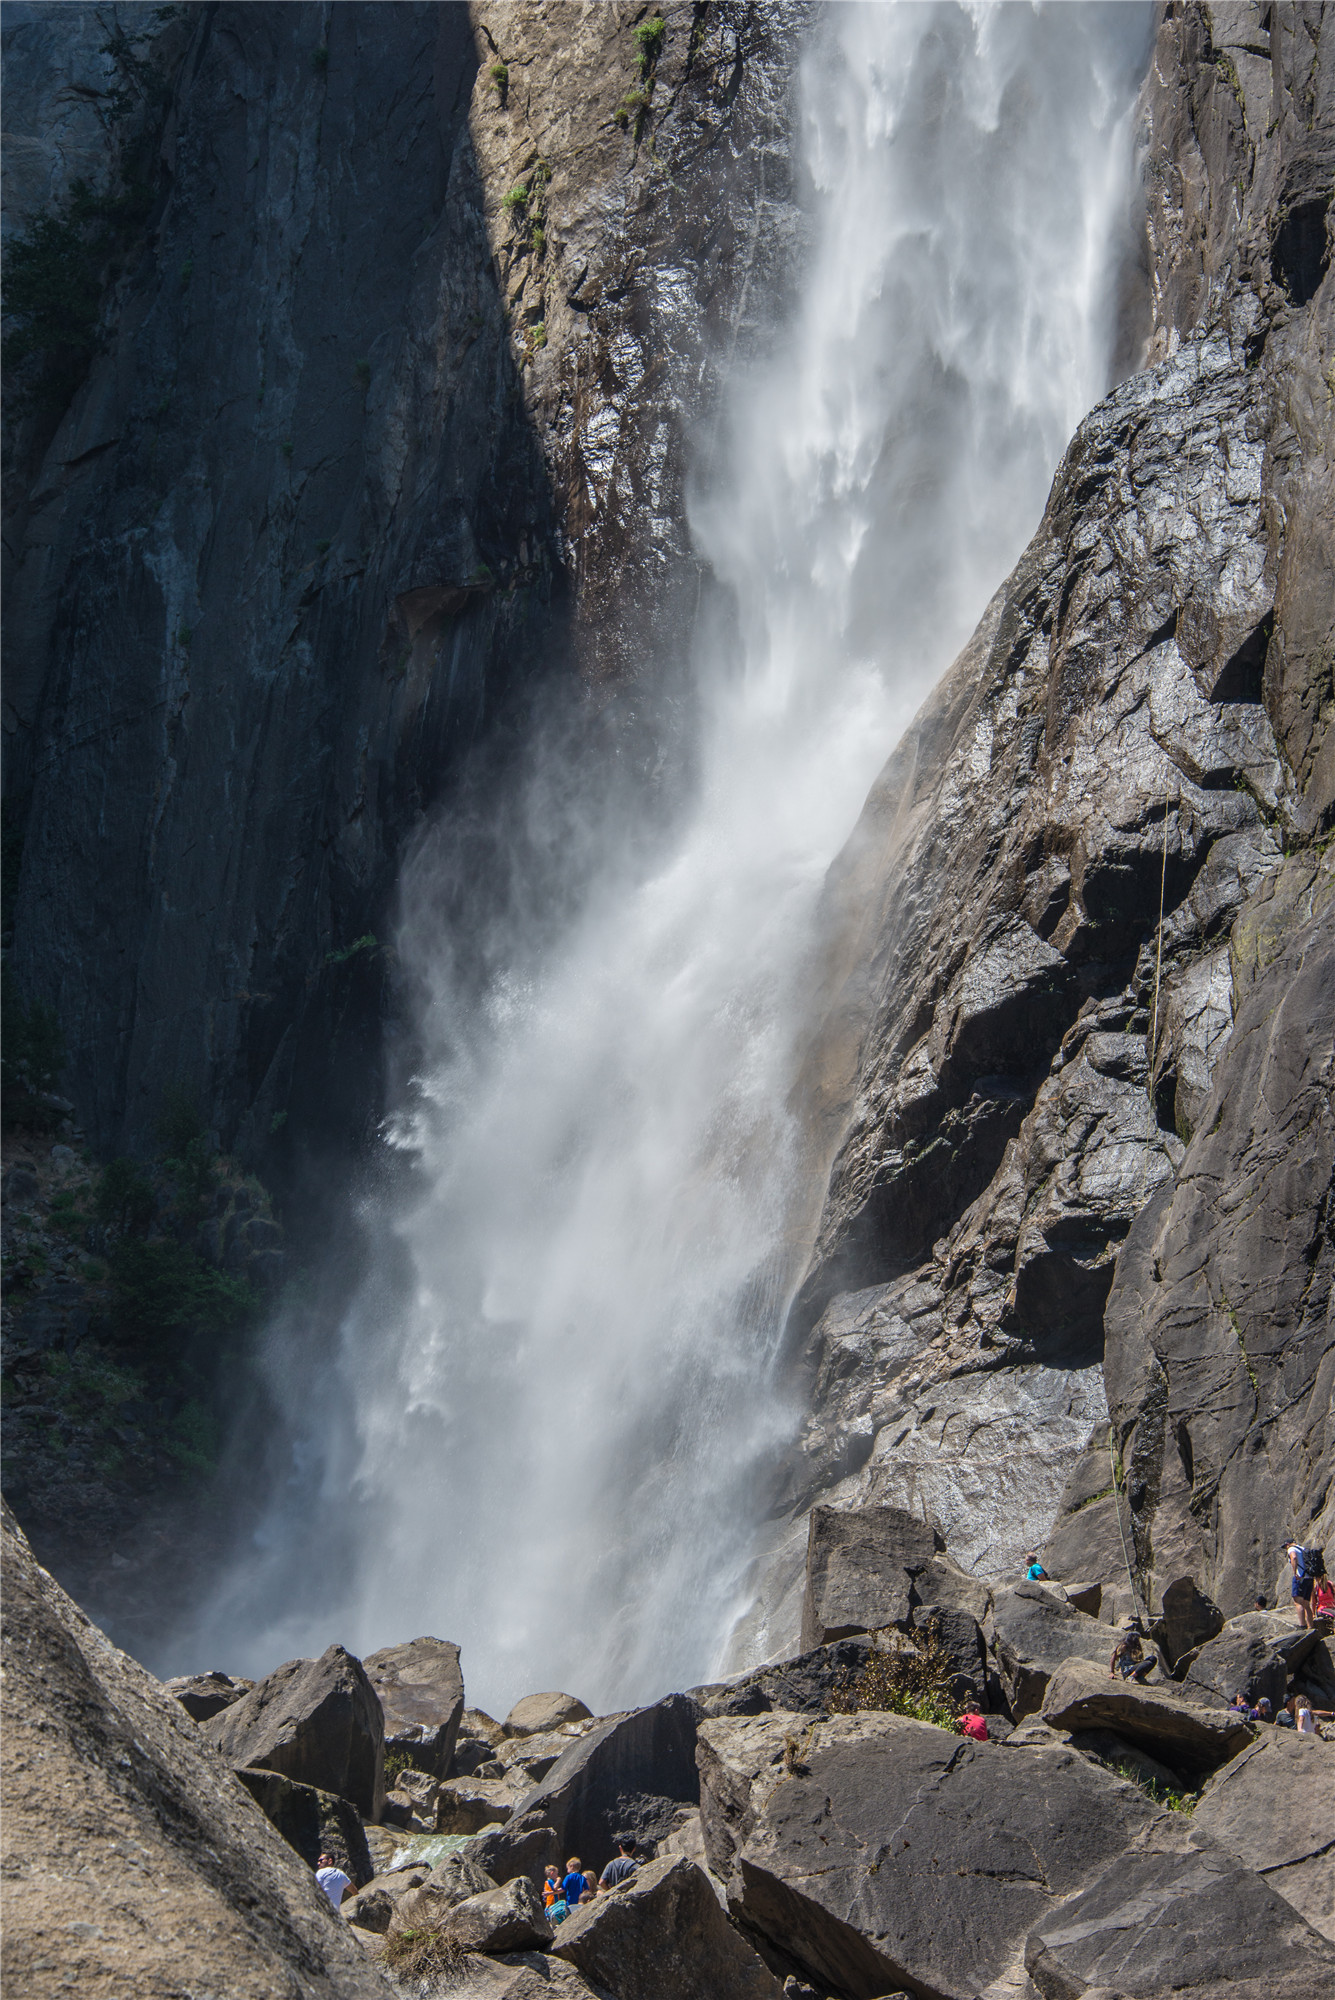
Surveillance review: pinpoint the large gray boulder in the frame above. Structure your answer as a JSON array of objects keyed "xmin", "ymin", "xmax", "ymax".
[
  {"xmin": 1040, "ymin": 1657, "xmax": 1254, "ymax": 1780},
  {"xmin": 204, "ymin": 1643, "xmax": 385, "ymax": 1821},
  {"xmin": 512, "ymin": 1692, "xmax": 702, "ymax": 1860},
  {"xmin": 363, "ymin": 1636, "xmax": 464, "ymax": 1780},
  {"xmin": 693, "ymin": 1637, "xmax": 878, "ymax": 1719},
  {"xmin": 1193, "ymin": 1731, "xmax": 1335, "ymax": 1943},
  {"xmin": 1024, "ymin": 1824, "xmax": 1335, "ymax": 1999},
  {"xmin": 435, "ymin": 1773, "xmax": 524, "ymax": 1833},
  {"xmin": 387, "ymin": 1851, "xmax": 498, "ymax": 1932},
  {"xmin": 163, "ymin": 1668, "xmax": 255, "ymax": 1722},
  {"xmin": 467, "ymin": 1810, "xmax": 561, "ymax": 1887},
  {"xmin": 1, "ymin": 1501, "xmax": 391, "ymax": 1998},
  {"xmin": 502, "ymin": 1692, "xmax": 592, "ymax": 1737},
  {"xmin": 989, "ymin": 1583, "xmax": 1119, "ymax": 1718},
  {"xmin": 440, "ymin": 1876, "xmax": 553, "ymax": 1954},
  {"xmin": 729, "ymin": 1711, "xmax": 1157, "ymax": 1999},
  {"xmin": 552, "ymin": 1853, "xmax": 782, "ymax": 2000},
  {"xmin": 1181, "ymin": 1611, "xmax": 1317, "ymax": 1710},
  {"xmin": 799, "ymin": 1505, "xmax": 987, "ymax": 1652},
  {"xmin": 697, "ymin": 1712, "xmax": 811, "ymax": 1883}
]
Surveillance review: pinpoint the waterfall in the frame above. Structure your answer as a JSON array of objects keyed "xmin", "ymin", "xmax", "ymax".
[{"xmin": 191, "ymin": 2, "xmax": 1150, "ymax": 1712}]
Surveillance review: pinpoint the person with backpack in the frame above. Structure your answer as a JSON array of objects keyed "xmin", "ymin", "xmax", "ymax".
[{"xmin": 1287, "ymin": 1543, "xmax": 1323, "ymax": 1630}]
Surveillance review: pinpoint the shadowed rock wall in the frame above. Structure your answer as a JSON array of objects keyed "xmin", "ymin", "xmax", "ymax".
[{"xmin": 3, "ymin": 1, "xmax": 806, "ymax": 1164}]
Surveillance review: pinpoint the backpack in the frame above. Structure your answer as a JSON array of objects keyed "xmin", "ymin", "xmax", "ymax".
[{"xmin": 1296, "ymin": 1545, "xmax": 1324, "ymax": 1581}]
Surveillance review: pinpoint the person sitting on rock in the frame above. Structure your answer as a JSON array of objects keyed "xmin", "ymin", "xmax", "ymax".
[
  {"xmin": 562, "ymin": 1857, "xmax": 588, "ymax": 1911},
  {"xmin": 315, "ymin": 1852, "xmax": 355, "ymax": 1910},
  {"xmin": 1228, "ymin": 1691, "xmax": 1252, "ymax": 1715},
  {"xmin": 1312, "ymin": 1575, "xmax": 1335, "ymax": 1622},
  {"xmin": 1024, "ymin": 1553, "xmax": 1049, "ymax": 1581},
  {"xmin": 958, "ymin": 1704, "xmax": 988, "ymax": 1742},
  {"xmin": 1110, "ymin": 1627, "xmax": 1155, "ymax": 1683},
  {"xmin": 1287, "ymin": 1544, "xmax": 1317, "ymax": 1630},
  {"xmin": 1253, "ymin": 1698, "xmax": 1274, "ymax": 1723},
  {"xmin": 599, "ymin": 1837, "xmax": 640, "ymax": 1890}
]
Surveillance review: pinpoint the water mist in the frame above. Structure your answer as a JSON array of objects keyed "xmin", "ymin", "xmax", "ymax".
[{"xmin": 191, "ymin": 2, "xmax": 1151, "ymax": 1712}]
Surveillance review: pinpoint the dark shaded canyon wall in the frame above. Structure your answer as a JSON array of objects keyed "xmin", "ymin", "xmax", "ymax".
[
  {"xmin": 763, "ymin": 0, "xmax": 1332, "ymax": 1635},
  {"xmin": 3, "ymin": 0, "xmax": 805, "ymax": 1164}
]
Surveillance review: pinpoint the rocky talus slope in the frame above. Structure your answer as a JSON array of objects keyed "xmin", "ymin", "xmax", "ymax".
[
  {"xmin": 7, "ymin": 1498, "xmax": 1335, "ymax": 1999},
  {"xmin": 747, "ymin": 0, "xmax": 1334, "ymax": 1651},
  {"xmin": 3, "ymin": 0, "xmax": 804, "ymax": 1161}
]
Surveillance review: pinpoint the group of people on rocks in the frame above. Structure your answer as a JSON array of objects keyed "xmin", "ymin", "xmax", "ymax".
[{"xmin": 541, "ymin": 1838, "xmax": 640, "ymax": 1922}]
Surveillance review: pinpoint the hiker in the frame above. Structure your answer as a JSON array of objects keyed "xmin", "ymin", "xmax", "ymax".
[
  {"xmin": 315, "ymin": 1853, "xmax": 355, "ymax": 1910},
  {"xmin": 1291, "ymin": 1695, "xmax": 1318, "ymax": 1734},
  {"xmin": 1110, "ymin": 1627, "xmax": 1155, "ymax": 1683},
  {"xmin": 1253, "ymin": 1698, "xmax": 1274, "ymax": 1723},
  {"xmin": 1024, "ymin": 1553, "xmax": 1049, "ymax": 1581},
  {"xmin": 541, "ymin": 1865, "xmax": 561, "ymax": 1908},
  {"xmin": 958, "ymin": 1705, "xmax": 988, "ymax": 1742},
  {"xmin": 1287, "ymin": 1543, "xmax": 1320, "ymax": 1630},
  {"xmin": 1228, "ymin": 1691, "xmax": 1252, "ymax": 1716},
  {"xmin": 599, "ymin": 1838, "xmax": 640, "ymax": 1890},
  {"xmin": 562, "ymin": 1857, "xmax": 588, "ymax": 1911},
  {"xmin": 1313, "ymin": 1574, "xmax": 1335, "ymax": 1622},
  {"xmin": 1255, "ymin": 1595, "xmax": 1267, "ymax": 1611}
]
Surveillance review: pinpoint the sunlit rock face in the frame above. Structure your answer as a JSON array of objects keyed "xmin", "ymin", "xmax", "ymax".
[{"xmin": 759, "ymin": 0, "xmax": 1334, "ymax": 1646}]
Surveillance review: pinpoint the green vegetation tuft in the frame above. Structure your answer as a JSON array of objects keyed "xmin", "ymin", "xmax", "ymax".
[
  {"xmin": 489, "ymin": 61, "xmax": 509, "ymax": 95},
  {"xmin": 325, "ymin": 933, "xmax": 378, "ymax": 967},
  {"xmin": 382, "ymin": 1929, "xmax": 468, "ymax": 1981},
  {"xmin": 828, "ymin": 1621, "xmax": 964, "ymax": 1733},
  {"xmin": 311, "ymin": 44, "xmax": 329, "ymax": 73},
  {"xmin": 633, "ymin": 15, "xmax": 666, "ymax": 77},
  {"xmin": 109, "ymin": 1236, "xmax": 254, "ymax": 1361},
  {"xmin": 502, "ymin": 182, "xmax": 528, "ymax": 215}
]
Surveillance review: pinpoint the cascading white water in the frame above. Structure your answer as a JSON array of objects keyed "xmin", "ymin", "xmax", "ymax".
[{"xmin": 194, "ymin": 2, "xmax": 1150, "ymax": 1712}]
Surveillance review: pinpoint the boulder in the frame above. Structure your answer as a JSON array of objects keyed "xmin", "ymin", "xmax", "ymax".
[
  {"xmin": 1041, "ymin": 1657, "xmax": 1254, "ymax": 1779},
  {"xmin": 204, "ymin": 1643, "xmax": 385, "ymax": 1820},
  {"xmin": 1064, "ymin": 1730, "xmax": 1182, "ymax": 1791},
  {"xmin": 799, "ymin": 1505, "xmax": 986, "ymax": 1651},
  {"xmin": 345, "ymin": 1861, "xmax": 434, "ymax": 1932},
  {"xmin": 989, "ymin": 1583, "xmax": 1119, "ymax": 1718},
  {"xmin": 512, "ymin": 1691, "xmax": 702, "ymax": 1860},
  {"xmin": 389, "ymin": 1850, "xmax": 497, "ymax": 1930},
  {"xmin": 697, "ymin": 1712, "xmax": 810, "ymax": 1882},
  {"xmin": 1181, "ymin": 1611, "xmax": 1315, "ymax": 1711},
  {"xmin": 0, "ymin": 1501, "xmax": 390, "ymax": 1997},
  {"xmin": 1024, "ymin": 1824, "xmax": 1335, "ymax": 1998},
  {"xmin": 1152, "ymin": 1574, "xmax": 1224, "ymax": 1667},
  {"xmin": 235, "ymin": 1766, "xmax": 373, "ymax": 1883},
  {"xmin": 553, "ymin": 1853, "xmax": 783, "ymax": 2000},
  {"xmin": 381, "ymin": 1764, "xmax": 441, "ymax": 1830},
  {"xmin": 363, "ymin": 1635, "xmax": 464, "ymax": 1779},
  {"xmin": 693, "ymin": 1638, "xmax": 877, "ymax": 1719},
  {"xmin": 498, "ymin": 1726, "xmax": 595, "ymax": 1782},
  {"xmin": 467, "ymin": 1811, "xmax": 560, "ymax": 1886},
  {"xmin": 1193, "ymin": 1731, "xmax": 1335, "ymax": 1942},
  {"xmin": 730, "ymin": 1711, "xmax": 1157, "ymax": 2000},
  {"xmin": 436, "ymin": 1774, "xmax": 523, "ymax": 1833},
  {"xmin": 163, "ymin": 1668, "xmax": 255, "ymax": 1722},
  {"xmin": 440, "ymin": 1876, "xmax": 553, "ymax": 1954},
  {"xmin": 431, "ymin": 1955, "xmax": 607, "ymax": 1999},
  {"xmin": 502, "ymin": 1692, "xmax": 593, "ymax": 1737}
]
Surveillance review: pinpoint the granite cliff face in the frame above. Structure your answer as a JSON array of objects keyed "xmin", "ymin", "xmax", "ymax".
[
  {"xmin": 3, "ymin": 1, "xmax": 803, "ymax": 1163},
  {"xmin": 756, "ymin": 0, "xmax": 1333, "ymax": 1648}
]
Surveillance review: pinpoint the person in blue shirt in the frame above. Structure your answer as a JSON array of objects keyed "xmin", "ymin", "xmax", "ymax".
[
  {"xmin": 562, "ymin": 1857, "xmax": 588, "ymax": 1910},
  {"xmin": 1024, "ymin": 1553, "xmax": 1049, "ymax": 1581}
]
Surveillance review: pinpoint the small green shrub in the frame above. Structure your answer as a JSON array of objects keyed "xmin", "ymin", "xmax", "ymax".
[
  {"xmin": 311, "ymin": 44, "xmax": 329, "ymax": 72},
  {"xmin": 1112, "ymin": 1761, "xmax": 1197, "ymax": 1813},
  {"xmin": 269, "ymin": 1110, "xmax": 288, "ymax": 1135},
  {"xmin": 828, "ymin": 1621, "xmax": 963, "ymax": 1733},
  {"xmin": 354, "ymin": 357, "xmax": 371, "ymax": 386},
  {"xmin": 176, "ymin": 625, "xmax": 193, "ymax": 648},
  {"xmin": 614, "ymin": 87, "xmax": 651, "ymax": 131},
  {"xmin": 489, "ymin": 61, "xmax": 509, "ymax": 93},
  {"xmin": 315, "ymin": 538, "xmax": 331, "ymax": 555},
  {"xmin": 528, "ymin": 321, "xmax": 547, "ymax": 352},
  {"xmin": 155, "ymin": 1084, "xmax": 205, "ymax": 1158},
  {"xmin": 325, "ymin": 933, "xmax": 377, "ymax": 967},
  {"xmin": 281, "ymin": 439, "xmax": 294, "ymax": 459},
  {"xmin": 501, "ymin": 182, "xmax": 528, "ymax": 215},
  {"xmin": 633, "ymin": 15, "xmax": 666, "ymax": 76},
  {"xmin": 95, "ymin": 1157, "xmax": 157, "ymax": 1237},
  {"xmin": 530, "ymin": 222, "xmax": 546, "ymax": 255},
  {"xmin": 109, "ymin": 1236, "xmax": 254, "ymax": 1357},
  {"xmin": 167, "ymin": 1396, "xmax": 223, "ymax": 1477}
]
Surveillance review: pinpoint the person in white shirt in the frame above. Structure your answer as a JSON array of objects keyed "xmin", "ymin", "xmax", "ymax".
[{"xmin": 315, "ymin": 1852, "xmax": 355, "ymax": 1910}]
